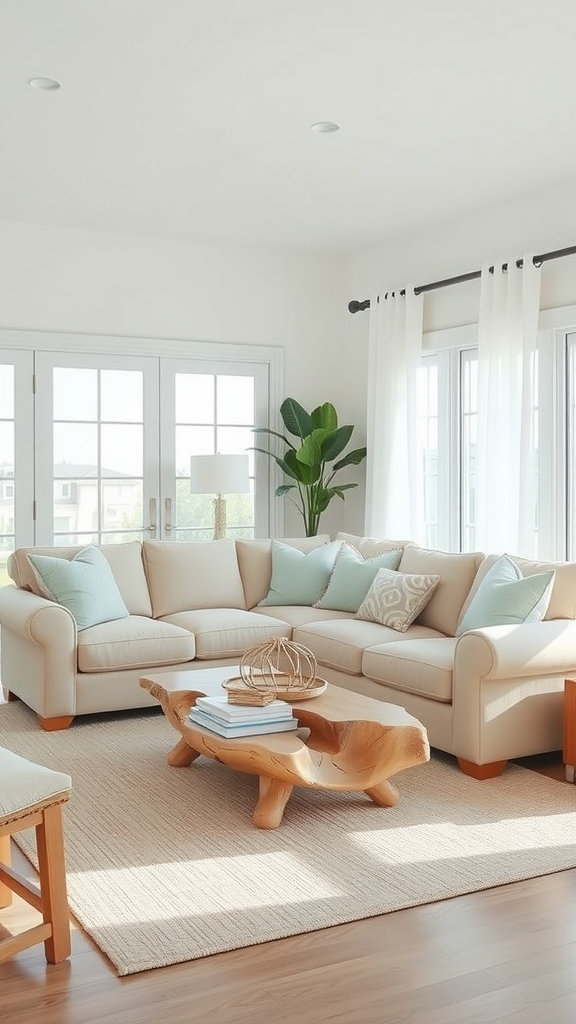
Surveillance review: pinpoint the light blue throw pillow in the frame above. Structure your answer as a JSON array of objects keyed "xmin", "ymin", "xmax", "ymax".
[
  {"xmin": 315, "ymin": 542, "xmax": 403, "ymax": 613},
  {"xmin": 27, "ymin": 545, "xmax": 130, "ymax": 631},
  {"xmin": 258, "ymin": 540, "xmax": 341, "ymax": 606},
  {"xmin": 455, "ymin": 553, "xmax": 555, "ymax": 636}
]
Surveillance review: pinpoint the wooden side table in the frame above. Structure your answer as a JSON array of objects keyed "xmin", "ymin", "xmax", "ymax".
[{"xmin": 564, "ymin": 678, "xmax": 576, "ymax": 783}]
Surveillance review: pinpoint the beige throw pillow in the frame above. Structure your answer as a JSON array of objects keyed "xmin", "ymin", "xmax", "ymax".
[{"xmin": 355, "ymin": 567, "xmax": 441, "ymax": 632}]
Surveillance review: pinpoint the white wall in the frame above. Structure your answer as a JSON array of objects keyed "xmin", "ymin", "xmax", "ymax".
[{"xmin": 0, "ymin": 221, "xmax": 364, "ymax": 535}]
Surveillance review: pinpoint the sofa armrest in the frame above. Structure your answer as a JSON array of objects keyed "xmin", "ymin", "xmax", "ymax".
[
  {"xmin": 455, "ymin": 619, "xmax": 576, "ymax": 679},
  {"xmin": 452, "ymin": 620, "xmax": 576, "ymax": 765},
  {"xmin": 0, "ymin": 585, "xmax": 78, "ymax": 718}
]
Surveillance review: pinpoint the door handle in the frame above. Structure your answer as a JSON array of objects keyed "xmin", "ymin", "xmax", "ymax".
[
  {"xmin": 164, "ymin": 497, "xmax": 172, "ymax": 535},
  {"xmin": 149, "ymin": 498, "xmax": 157, "ymax": 538}
]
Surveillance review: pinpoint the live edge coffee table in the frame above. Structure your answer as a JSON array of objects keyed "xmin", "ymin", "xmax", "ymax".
[{"xmin": 140, "ymin": 667, "xmax": 430, "ymax": 829}]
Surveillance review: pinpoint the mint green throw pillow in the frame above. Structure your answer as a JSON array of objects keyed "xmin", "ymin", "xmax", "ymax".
[
  {"xmin": 455, "ymin": 554, "xmax": 555, "ymax": 636},
  {"xmin": 27, "ymin": 545, "xmax": 130, "ymax": 631},
  {"xmin": 315, "ymin": 543, "xmax": 403, "ymax": 613},
  {"xmin": 258, "ymin": 540, "xmax": 341, "ymax": 606}
]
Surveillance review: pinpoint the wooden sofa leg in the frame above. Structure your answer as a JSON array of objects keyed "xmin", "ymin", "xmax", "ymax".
[
  {"xmin": 2, "ymin": 688, "xmax": 19, "ymax": 703},
  {"xmin": 39, "ymin": 715, "xmax": 74, "ymax": 732},
  {"xmin": 457, "ymin": 757, "xmax": 507, "ymax": 780}
]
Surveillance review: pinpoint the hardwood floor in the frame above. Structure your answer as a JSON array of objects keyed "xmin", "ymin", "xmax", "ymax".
[{"xmin": 1, "ymin": 753, "xmax": 575, "ymax": 1024}]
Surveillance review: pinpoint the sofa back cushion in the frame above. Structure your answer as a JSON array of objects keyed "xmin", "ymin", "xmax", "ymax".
[
  {"xmin": 8, "ymin": 540, "xmax": 152, "ymax": 616},
  {"xmin": 235, "ymin": 535, "xmax": 331, "ymax": 609},
  {"xmin": 398, "ymin": 544, "xmax": 484, "ymax": 636},
  {"xmin": 143, "ymin": 539, "xmax": 246, "ymax": 617},
  {"xmin": 460, "ymin": 553, "xmax": 576, "ymax": 621}
]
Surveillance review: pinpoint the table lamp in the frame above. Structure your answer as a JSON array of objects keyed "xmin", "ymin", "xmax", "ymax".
[{"xmin": 189, "ymin": 453, "xmax": 250, "ymax": 540}]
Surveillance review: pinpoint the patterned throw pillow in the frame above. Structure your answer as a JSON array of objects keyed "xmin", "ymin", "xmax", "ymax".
[{"xmin": 355, "ymin": 567, "xmax": 441, "ymax": 632}]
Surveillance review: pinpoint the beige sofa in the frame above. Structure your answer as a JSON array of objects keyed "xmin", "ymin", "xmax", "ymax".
[{"xmin": 2, "ymin": 533, "xmax": 576, "ymax": 779}]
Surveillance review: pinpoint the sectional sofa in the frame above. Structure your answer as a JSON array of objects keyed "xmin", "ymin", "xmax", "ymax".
[{"xmin": 1, "ymin": 533, "xmax": 576, "ymax": 779}]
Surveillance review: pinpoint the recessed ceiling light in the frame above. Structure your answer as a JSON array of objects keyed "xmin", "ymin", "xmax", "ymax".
[
  {"xmin": 28, "ymin": 77, "xmax": 61, "ymax": 91},
  {"xmin": 310, "ymin": 121, "xmax": 341, "ymax": 134}
]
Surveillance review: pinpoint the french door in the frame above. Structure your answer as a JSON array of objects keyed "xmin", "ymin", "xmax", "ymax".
[{"xmin": 0, "ymin": 336, "xmax": 279, "ymax": 566}]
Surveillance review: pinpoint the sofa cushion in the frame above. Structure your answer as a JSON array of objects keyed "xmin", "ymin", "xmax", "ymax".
[
  {"xmin": 294, "ymin": 618, "xmax": 443, "ymax": 675},
  {"xmin": 256, "ymin": 605, "xmax": 351, "ymax": 628},
  {"xmin": 143, "ymin": 539, "xmax": 246, "ymax": 617},
  {"xmin": 27, "ymin": 546, "xmax": 130, "ymax": 631},
  {"xmin": 236, "ymin": 535, "xmax": 331, "ymax": 610},
  {"xmin": 398, "ymin": 544, "xmax": 484, "ymax": 636},
  {"xmin": 258, "ymin": 540, "xmax": 341, "ymax": 607},
  {"xmin": 77, "ymin": 615, "xmax": 195, "ymax": 672},
  {"xmin": 355, "ymin": 567, "xmax": 440, "ymax": 632},
  {"xmin": 160, "ymin": 608, "xmax": 291, "ymax": 659},
  {"xmin": 362, "ymin": 638, "xmax": 457, "ymax": 703},
  {"xmin": 455, "ymin": 554, "xmax": 555, "ymax": 635},
  {"xmin": 8, "ymin": 540, "xmax": 152, "ymax": 616},
  {"xmin": 315, "ymin": 542, "xmax": 403, "ymax": 612}
]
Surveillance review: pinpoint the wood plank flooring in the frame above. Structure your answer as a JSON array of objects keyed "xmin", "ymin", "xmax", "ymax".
[{"xmin": 1, "ymin": 753, "xmax": 575, "ymax": 1024}]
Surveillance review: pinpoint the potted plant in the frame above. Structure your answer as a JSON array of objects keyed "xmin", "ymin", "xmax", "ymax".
[{"xmin": 252, "ymin": 397, "xmax": 367, "ymax": 537}]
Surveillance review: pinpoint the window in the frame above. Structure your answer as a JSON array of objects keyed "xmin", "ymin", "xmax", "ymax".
[
  {"xmin": 422, "ymin": 312, "xmax": 576, "ymax": 559},
  {"xmin": 1, "ymin": 332, "xmax": 282, "ymax": 548}
]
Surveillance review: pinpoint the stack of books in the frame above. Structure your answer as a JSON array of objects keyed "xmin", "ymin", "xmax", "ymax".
[{"xmin": 188, "ymin": 695, "xmax": 299, "ymax": 738}]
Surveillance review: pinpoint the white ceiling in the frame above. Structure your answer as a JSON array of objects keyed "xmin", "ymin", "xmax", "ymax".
[{"xmin": 3, "ymin": 0, "xmax": 576, "ymax": 254}]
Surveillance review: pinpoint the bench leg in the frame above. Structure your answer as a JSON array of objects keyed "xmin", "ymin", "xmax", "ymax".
[{"xmin": 36, "ymin": 804, "xmax": 71, "ymax": 964}]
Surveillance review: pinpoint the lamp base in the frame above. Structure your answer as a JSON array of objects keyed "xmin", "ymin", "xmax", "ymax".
[{"xmin": 213, "ymin": 495, "xmax": 227, "ymax": 540}]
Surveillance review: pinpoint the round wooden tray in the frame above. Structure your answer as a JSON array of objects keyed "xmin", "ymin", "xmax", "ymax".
[{"xmin": 222, "ymin": 674, "xmax": 328, "ymax": 702}]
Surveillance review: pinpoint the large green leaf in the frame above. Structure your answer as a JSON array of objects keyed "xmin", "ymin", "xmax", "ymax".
[
  {"xmin": 280, "ymin": 398, "xmax": 314, "ymax": 439},
  {"xmin": 321, "ymin": 424, "xmax": 354, "ymax": 462},
  {"xmin": 284, "ymin": 448, "xmax": 319, "ymax": 484},
  {"xmin": 251, "ymin": 427, "xmax": 296, "ymax": 451},
  {"xmin": 332, "ymin": 446, "xmax": 368, "ymax": 471},
  {"xmin": 311, "ymin": 402, "xmax": 338, "ymax": 431},
  {"xmin": 296, "ymin": 431, "xmax": 325, "ymax": 469}
]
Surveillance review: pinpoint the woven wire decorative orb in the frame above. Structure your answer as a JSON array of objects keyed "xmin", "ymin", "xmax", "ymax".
[{"xmin": 239, "ymin": 638, "xmax": 318, "ymax": 695}]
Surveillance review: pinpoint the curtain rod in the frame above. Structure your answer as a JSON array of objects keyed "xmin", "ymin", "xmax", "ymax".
[{"xmin": 347, "ymin": 243, "xmax": 576, "ymax": 314}]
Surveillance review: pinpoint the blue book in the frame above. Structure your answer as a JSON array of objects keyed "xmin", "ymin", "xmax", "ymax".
[{"xmin": 188, "ymin": 707, "xmax": 298, "ymax": 738}]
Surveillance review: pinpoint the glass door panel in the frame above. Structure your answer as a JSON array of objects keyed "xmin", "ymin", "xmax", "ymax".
[
  {"xmin": 161, "ymin": 361, "xmax": 268, "ymax": 541},
  {"xmin": 35, "ymin": 352, "xmax": 159, "ymax": 546},
  {"xmin": 0, "ymin": 351, "xmax": 34, "ymax": 578}
]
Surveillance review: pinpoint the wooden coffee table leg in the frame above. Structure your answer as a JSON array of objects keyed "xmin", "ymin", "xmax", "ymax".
[
  {"xmin": 364, "ymin": 780, "xmax": 400, "ymax": 807},
  {"xmin": 168, "ymin": 737, "xmax": 202, "ymax": 768},
  {"xmin": 253, "ymin": 776, "xmax": 294, "ymax": 830}
]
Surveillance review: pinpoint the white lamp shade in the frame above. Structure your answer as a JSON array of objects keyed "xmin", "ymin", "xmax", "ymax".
[{"xmin": 189, "ymin": 453, "xmax": 250, "ymax": 495}]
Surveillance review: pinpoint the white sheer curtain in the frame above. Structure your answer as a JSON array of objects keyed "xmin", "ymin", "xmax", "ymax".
[
  {"xmin": 476, "ymin": 255, "xmax": 541, "ymax": 554},
  {"xmin": 365, "ymin": 287, "xmax": 424, "ymax": 539}
]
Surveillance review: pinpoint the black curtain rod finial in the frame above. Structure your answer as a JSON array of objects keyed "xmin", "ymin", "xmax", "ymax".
[{"xmin": 348, "ymin": 298, "xmax": 371, "ymax": 314}]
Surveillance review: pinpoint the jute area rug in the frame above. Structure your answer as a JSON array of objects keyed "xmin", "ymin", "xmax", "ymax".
[{"xmin": 2, "ymin": 701, "xmax": 576, "ymax": 976}]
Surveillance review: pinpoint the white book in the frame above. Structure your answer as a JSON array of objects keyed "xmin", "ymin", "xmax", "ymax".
[
  {"xmin": 195, "ymin": 694, "xmax": 293, "ymax": 722},
  {"xmin": 188, "ymin": 707, "xmax": 299, "ymax": 738}
]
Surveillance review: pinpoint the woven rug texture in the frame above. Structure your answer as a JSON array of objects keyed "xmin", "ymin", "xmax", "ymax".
[{"xmin": 1, "ymin": 701, "xmax": 575, "ymax": 976}]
